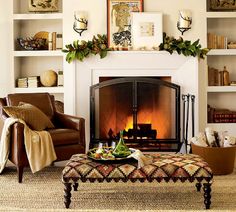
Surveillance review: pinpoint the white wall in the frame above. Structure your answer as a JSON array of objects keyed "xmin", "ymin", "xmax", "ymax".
[
  {"xmin": 0, "ymin": 0, "xmax": 11, "ymax": 96},
  {"xmin": 0, "ymin": 0, "xmax": 208, "ymax": 131},
  {"xmin": 64, "ymin": 0, "xmax": 207, "ymax": 131}
]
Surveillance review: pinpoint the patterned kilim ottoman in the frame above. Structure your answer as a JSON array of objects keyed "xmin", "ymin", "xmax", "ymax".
[{"xmin": 62, "ymin": 153, "xmax": 213, "ymax": 209}]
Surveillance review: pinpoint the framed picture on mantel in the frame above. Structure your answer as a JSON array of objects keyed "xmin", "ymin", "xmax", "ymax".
[
  {"xmin": 107, "ymin": 0, "xmax": 144, "ymax": 49},
  {"xmin": 131, "ymin": 12, "xmax": 163, "ymax": 50}
]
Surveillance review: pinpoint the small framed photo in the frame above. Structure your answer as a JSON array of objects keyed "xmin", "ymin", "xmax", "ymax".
[
  {"xmin": 28, "ymin": 0, "xmax": 59, "ymax": 12},
  {"xmin": 131, "ymin": 12, "xmax": 163, "ymax": 50},
  {"xmin": 107, "ymin": 0, "xmax": 144, "ymax": 49}
]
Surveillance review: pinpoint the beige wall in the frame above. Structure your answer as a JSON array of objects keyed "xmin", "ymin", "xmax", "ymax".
[
  {"xmin": 0, "ymin": 0, "xmax": 208, "ymax": 131},
  {"xmin": 0, "ymin": 1, "xmax": 11, "ymax": 96},
  {"xmin": 64, "ymin": 0, "xmax": 207, "ymax": 131}
]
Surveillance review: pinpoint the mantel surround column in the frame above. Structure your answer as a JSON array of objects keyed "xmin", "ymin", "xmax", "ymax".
[{"xmin": 64, "ymin": 51, "xmax": 199, "ymax": 150}]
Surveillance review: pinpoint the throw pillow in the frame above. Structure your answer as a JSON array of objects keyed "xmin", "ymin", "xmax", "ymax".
[{"xmin": 3, "ymin": 102, "xmax": 55, "ymax": 131}]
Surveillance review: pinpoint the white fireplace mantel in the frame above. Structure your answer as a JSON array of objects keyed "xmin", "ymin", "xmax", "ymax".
[{"xmin": 64, "ymin": 51, "xmax": 199, "ymax": 149}]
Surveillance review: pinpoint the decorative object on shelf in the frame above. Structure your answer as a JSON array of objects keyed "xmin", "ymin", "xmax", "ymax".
[
  {"xmin": 208, "ymin": 65, "xmax": 230, "ymax": 86},
  {"xmin": 56, "ymin": 33, "xmax": 63, "ymax": 49},
  {"xmin": 177, "ymin": 10, "xmax": 192, "ymax": 35},
  {"xmin": 159, "ymin": 32, "xmax": 209, "ymax": 59},
  {"xmin": 48, "ymin": 32, "xmax": 53, "ymax": 50},
  {"xmin": 223, "ymin": 66, "xmax": 230, "ymax": 86},
  {"xmin": 40, "ymin": 70, "xmax": 57, "ymax": 87},
  {"xmin": 227, "ymin": 41, "xmax": 236, "ymax": 49},
  {"xmin": 28, "ymin": 0, "xmax": 59, "ymax": 12},
  {"xmin": 107, "ymin": 0, "xmax": 144, "ymax": 49},
  {"xmin": 73, "ymin": 11, "xmax": 88, "ymax": 36},
  {"xmin": 209, "ymin": 0, "xmax": 236, "ymax": 10},
  {"xmin": 17, "ymin": 37, "xmax": 47, "ymax": 50},
  {"xmin": 131, "ymin": 12, "xmax": 163, "ymax": 50},
  {"xmin": 33, "ymin": 31, "xmax": 49, "ymax": 49},
  {"xmin": 57, "ymin": 70, "xmax": 63, "ymax": 86},
  {"xmin": 34, "ymin": 31, "xmax": 49, "ymax": 40},
  {"xmin": 62, "ymin": 34, "xmax": 110, "ymax": 63}
]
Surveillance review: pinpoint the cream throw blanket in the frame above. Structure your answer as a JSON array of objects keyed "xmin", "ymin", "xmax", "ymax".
[{"xmin": 0, "ymin": 118, "xmax": 57, "ymax": 174}]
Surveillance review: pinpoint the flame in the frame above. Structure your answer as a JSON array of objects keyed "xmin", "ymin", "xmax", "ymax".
[
  {"xmin": 125, "ymin": 113, "xmax": 151, "ymax": 131},
  {"xmin": 125, "ymin": 116, "xmax": 133, "ymax": 131}
]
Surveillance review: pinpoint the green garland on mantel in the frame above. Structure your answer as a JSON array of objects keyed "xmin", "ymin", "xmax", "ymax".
[{"xmin": 62, "ymin": 33, "xmax": 209, "ymax": 63}]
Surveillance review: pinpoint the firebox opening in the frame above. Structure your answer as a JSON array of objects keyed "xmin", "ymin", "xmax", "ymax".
[{"xmin": 90, "ymin": 77, "xmax": 180, "ymax": 151}]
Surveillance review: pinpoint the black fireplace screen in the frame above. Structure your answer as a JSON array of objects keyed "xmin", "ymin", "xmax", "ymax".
[{"xmin": 90, "ymin": 77, "xmax": 180, "ymax": 151}]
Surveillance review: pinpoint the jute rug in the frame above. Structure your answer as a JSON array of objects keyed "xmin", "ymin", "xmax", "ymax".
[{"xmin": 0, "ymin": 165, "xmax": 235, "ymax": 212}]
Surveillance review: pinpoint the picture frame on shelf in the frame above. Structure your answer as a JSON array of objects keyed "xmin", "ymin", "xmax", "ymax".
[
  {"xmin": 107, "ymin": 0, "xmax": 144, "ymax": 49},
  {"xmin": 131, "ymin": 12, "xmax": 163, "ymax": 50},
  {"xmin": 209, "ymin": 0, "xmax": 236, "ymax": 10},
  {"xmin": 28, "ymin": 0, "xmax": 59, "ymax": 12}
]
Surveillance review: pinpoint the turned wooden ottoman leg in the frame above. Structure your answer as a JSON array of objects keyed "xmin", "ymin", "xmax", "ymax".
[
  {"xmin": 203, "ymin": 182, "xmax": 212, "ymax": 209},
  {"xmin": 64, "ymin": 183, "xmax": 72, "ymax": 208},
  {"xmin": 196, "ymin": 182, "xmax": 202, "ymax": 192},
  {"xmin": 73, "ymin": 182, "xmax": 78, "ymax": 191}
]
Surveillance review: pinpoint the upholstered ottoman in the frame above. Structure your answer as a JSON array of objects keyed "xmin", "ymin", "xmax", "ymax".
[{"xmin": 62, "ymin": 153, "xmax": 213, "ymax": 209}]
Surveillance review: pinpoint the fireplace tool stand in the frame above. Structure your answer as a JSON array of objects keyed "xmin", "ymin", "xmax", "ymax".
[{"xmin": 181, "ymin": 94, "xmax": 195, "ymax": 153}]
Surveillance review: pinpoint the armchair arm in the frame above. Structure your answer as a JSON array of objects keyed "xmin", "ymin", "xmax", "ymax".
[
  {"xmin": 54, "ymin": 112, "xmax": 85, "ymax": 130},
  {"xmin": 54, "ymin": 112, "xmax": 86, "ymax": 146},
  {"xmin": 9, "ymin": 122, "xmax": 27, "ymax": 166}
]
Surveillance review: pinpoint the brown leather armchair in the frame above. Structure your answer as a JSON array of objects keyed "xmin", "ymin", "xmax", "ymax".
[{"xmin": 0, "ymin": 93, "xmax": 86, "ymax": 183}]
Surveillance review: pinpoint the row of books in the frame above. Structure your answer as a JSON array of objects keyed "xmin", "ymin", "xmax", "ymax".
[
  {"xmin": 208, "ymin": 66, "xmax": 230, "ymax": 86},
  {"xmin": 48, "ymin": 32, "xmax": 63, "ymax": 50},
  {"xmin": 17, "ymin": 76, "xmax": 40, "ymax": 88},
  {"xmin": 208, "ymin": 105, "xmax": 236, "ymax": 123},
  {"xmin": 207, "ymin": 33, "xmax": 227, "ymax": 49}
]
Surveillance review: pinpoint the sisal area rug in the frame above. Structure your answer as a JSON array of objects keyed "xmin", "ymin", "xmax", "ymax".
[{"xmin": 0, "ymin": 165, "xmax": 235, "ymax": 212}]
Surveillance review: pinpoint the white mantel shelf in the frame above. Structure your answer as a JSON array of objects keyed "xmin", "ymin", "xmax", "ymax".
[
  {"xmin": 64, "ymin": 51, "xmax": 199, "ymax": 149},
  {"xmin": 81, "ymin": 51, "xmax": 191, "ymax": 71}
]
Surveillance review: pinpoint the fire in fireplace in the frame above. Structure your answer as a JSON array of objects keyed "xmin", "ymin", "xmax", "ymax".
[{"xmin": 90, "ymin": 77, "xmax": 180, "ymax": 151}]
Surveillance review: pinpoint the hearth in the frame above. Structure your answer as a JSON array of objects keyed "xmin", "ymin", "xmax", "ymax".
[{"xmin": 90, "ymin": 77, "xmax": 181, "ymax": 151}]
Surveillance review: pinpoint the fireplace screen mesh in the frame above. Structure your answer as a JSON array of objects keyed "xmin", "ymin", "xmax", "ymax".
[{"xmin": 90, "ymin": 77, "xmax": 180, "ymax": 151}]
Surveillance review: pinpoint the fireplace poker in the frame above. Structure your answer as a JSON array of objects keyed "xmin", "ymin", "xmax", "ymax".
[
  {"xmin": 185, "ymin": 94, "xmax": 190, "ymax": 153},
  {"xmin": 191, "ymin": 95, "xmax": 195, "ymax": 138},
  {"xmin": 181, "ymin": 94, "xmax": 186, "ymax": 152}
]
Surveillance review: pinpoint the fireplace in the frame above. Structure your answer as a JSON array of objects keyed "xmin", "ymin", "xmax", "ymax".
[
  {"xmin": 65, "ymin": 52, "xmax": 199, "ymax": 152},
  {"xmin": 90, "ymin": 77, "xmax": 180, "ymax": 151}
]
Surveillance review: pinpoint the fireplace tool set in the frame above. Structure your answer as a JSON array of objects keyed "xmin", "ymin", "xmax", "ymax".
[{"xmin": 181, "ymin": 94, "xmax": 195, "ymax": 153}]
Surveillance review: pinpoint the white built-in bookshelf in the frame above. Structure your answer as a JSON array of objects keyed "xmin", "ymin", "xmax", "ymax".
[
  {"xmin": 206, "ymin": 0, "xmax": 236, "ymax": 131},
  {"xmin": 11, "ymin": 0, "xmax": 64, "ymax": 101}
]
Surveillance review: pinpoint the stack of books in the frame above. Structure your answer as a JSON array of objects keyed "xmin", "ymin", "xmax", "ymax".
[
  {"xmin": 17, "ymin": 77, "xmax": 27, "ymax": 88},
  {"xmin": 27, "ymin": 76, "xmax": 40, "ymax": 88},
  {"xmin": 207, "ymin": 33, "xmax": 227, "ymax": 49},
  {"xmin": 208, "ymin": 105, "xmax": 236, "ymax": 123}
]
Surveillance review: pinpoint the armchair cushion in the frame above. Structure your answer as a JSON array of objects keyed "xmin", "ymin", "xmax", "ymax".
[{"xmin": 3, "ymin": 102, "xmax": 55, "ymax": 131}]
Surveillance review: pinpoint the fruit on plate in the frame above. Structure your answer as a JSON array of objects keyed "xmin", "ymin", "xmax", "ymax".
[{"xmin": 89, "ymin": 147, "xmax": 115, "ymax": 160}]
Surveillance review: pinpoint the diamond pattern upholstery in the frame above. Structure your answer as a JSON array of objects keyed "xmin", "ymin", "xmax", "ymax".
[{"xmin": 62, "ymin": 153, "xmax": 213, "ymax": 183}]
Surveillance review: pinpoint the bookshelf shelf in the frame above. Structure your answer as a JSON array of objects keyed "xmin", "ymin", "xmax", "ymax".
[
  {"xmin": 206, "ymin": 12, "xmax": 236, "ymax": 18},
  {"xmin": 14, "ymin": 50, "xmax": 64, "ymax": 57},
  {"xmin": 207, "ymin": 86, "xmax": 236, "ymax": 92},
  {"xmin": 14, "ymin": 87, "xmax": 64, "ymax": 94},
  {"xmin": 207, "ymin": 49, "xmax": 236, "ymax": 56},
  {"xmin": 13, "ymin": 13, "xmax": 63, "ymax": 20}
]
